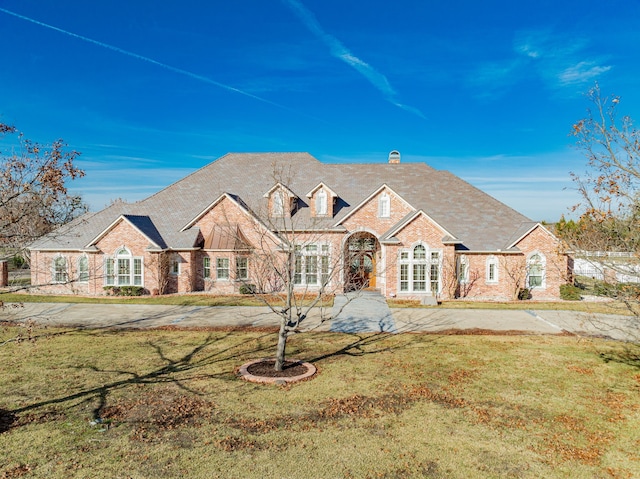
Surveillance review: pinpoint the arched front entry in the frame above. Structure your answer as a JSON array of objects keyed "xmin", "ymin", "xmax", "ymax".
[{"xmin": 345, "ymin": 232, "xmax": 380, "ymax": 292}]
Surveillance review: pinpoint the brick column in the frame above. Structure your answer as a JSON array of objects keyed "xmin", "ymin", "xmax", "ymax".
[{"xmin": 0, "ymin": 260, "xmax": 8, "ymax": 287}]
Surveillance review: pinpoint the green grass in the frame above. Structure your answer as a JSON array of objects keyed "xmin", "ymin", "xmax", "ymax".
[
  {"xmin": 1, "ymin": 327, "xmax": 639, "ymax": 478},
  {"xmin": 0, "ymin": 292, "xmax": 334, "ymax": 308}
]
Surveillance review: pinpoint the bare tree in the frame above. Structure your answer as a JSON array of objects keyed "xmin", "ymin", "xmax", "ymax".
[
  {"xmin": 0, "ymin": 123, "xmax": 86, "ymax": 262},
  {"xmin": 1, "ymin": 123, "xmax": 86, "ymax": 345},
  {"xmin": 206, "ymin": 166, "xmax": 357, "ymax": 371},
  {"xmin": 564, "ymin": 84, "xmax": 640, "ymax": 339}
]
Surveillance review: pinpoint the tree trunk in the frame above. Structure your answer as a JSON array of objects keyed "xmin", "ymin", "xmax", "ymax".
[{"xmin": 274, "ymin": 321, "xmax": 288, "ymax": 371}]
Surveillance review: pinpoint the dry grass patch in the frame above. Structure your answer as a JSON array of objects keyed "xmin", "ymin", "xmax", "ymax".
[{"xmin": 0, "ymin": 328, "xmax": 638, "ymax": 478}]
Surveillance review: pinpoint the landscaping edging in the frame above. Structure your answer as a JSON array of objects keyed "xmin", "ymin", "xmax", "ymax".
[{"xmin": 238, "ymin": 358, "xmax": 317, "ymax": 385}]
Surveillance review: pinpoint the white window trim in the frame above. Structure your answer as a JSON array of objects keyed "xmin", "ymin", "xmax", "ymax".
[
  {"xmin": 294, "ymin": 243, "xmax": 331, "ymax": 287},
  {"xmin": 104, "ymin": 247, "xmax": 144, "ymax": 287},
  {"xmin": 316, "ymin": 189, "xmax": 328, "ymax": 216},
  {"xmin": 216, "ymin": 257, "xmax": 230, "ymax": 281},
  {"xmin": 398, "ymin": 244, "xmax": 441, "ymax": 294},
  {"xmin": 203, "ymin": 257, "xmax": 211, "ymax": 279},
  {"xmin": 272, "ymin": 190, "xmax": 285, "ymax": 216},
  {"xmin": 457, "ymin": 255, "xmax": 470, "ymax": 284},
  {"xmin": 235, "ymin": 256, "xmax": 249, "ymax": 281},
  {"xmin": 78, "ymin": 254, "xmax": 89, "ymax": 283},
  {"xmin": 170, "ymin": 254, "xmax": 181, "ymax": 276},
  {"xmin": 527, "ymin": 251, "xmax": 546, "ymax": 289},
  {"xmin": 378, "ymin": 192, "xmax": 390, "ymax": 218},
  {"xmin": 52, "ymin": 254, "xmax": 68, "ymax": 284},
  {"xmin": 486, "ymin": 256, "xmax": 499, "ymax": 285}
]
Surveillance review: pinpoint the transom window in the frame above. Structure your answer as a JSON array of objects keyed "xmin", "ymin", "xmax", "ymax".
[
  {"xmin": 399, "ymin": 245, "xmax": 440, "ymax": 293},
  {"xmin": 294, "ymin": 243, "xmax": 330, "ymax": 286},
  {"xmin": 105, "ymin": 247, "xmax": 143, "ymax": 286}
]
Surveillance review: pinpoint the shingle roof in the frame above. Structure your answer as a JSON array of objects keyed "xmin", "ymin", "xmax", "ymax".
[{"xmin": 30, "ymin": 153, "xmax": 534, "ymax": 252}]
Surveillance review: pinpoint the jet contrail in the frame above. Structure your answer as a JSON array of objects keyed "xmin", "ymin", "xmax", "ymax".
[
  {"xmin": 283, "ymin": 0, "xmax": 425, "ymax": 119},
  {"xmin": 0, "ymin": 7, "xmax": 328, "ymax": 121}
]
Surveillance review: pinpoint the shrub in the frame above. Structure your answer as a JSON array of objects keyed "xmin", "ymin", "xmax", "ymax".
[
  {"xmin": 119, "ymin": 286, "xmax": 145, "ymax": 296},
  {"xmin": 239, "ymin": 284, "xmax": 257, "ymax": 295},
  {"xmin": 593, "ymin": 281, "xmax": 615, "ymax": 297},
  {"xmin": 517, "ymin": 288, "xmax": 531, "ymax": 300},
  {"xmin": 103, "ymin": 286, "xmax": 145, "ymax": 296},
  {"xmin": 559, "ymin": 283, "xmax": 582, "ymax": 301}
]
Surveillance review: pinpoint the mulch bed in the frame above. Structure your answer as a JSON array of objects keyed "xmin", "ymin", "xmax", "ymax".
[{"xmin": 246, "ymin": 359, "xmax": 309, "ymax": 378}]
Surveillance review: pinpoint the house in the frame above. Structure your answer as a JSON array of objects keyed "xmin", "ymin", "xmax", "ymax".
[{"xmin": 29, "ymin": 152, "xmax": 570, "ymax": 300}]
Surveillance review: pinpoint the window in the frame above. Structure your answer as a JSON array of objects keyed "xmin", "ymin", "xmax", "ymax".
[
  {"xmin": 486, "ymin": 256, "xmax": 498, "ymax": 284},
  {"xmin": 273, "ymin": 190, "xmax": 285, "ymax": 216},
  {"xmin": 217, "ymin": 258, "xmax": 230, "ymax": 280},
  {"xmin": 236, "ymin": 257, "xmax": 248, "ymax": 280},
  {"xmin": 203, "ymin": 257, "xmax": 211, "ymax": 278},
  {"xmin": 105, "ymin": 247, "xmax": 143, "ymax": 286},
  {"xmin": 52, "ymin": 255, "xmax": 68, "ymax": 283},
  {"xmin": 78, "ymin": 255, "xmax": 89, "ymax": 283},
  {"xmin": 430, "ymin": 252, "xmax": 440, "ymax": 293},
  {"xmin": 457, "ymin": 255, "xmax": 469, "ymax": 283},
  {"xmin": 316, "ymin": 189, "xmax": 327, "ymax": 216},
  {"xmin": 399, "ymin": 245, "xmax": 439, "ymax": 293},
  {"xmin": 412, "ymin": 245, "xmax": 427, "ymax": 291},
  {"xmin": 170, "ymin": 255, "xmax": 180, "ymax": 275},
  {"xmin": 294, "ymin": 243, "xmax": 330, "ymax": 286},
  {"xmin": 378, "ymin": 192, "xmax": 390, "ymax": 218},
  {"xmin": 527, "ymin": 253, "xmax": 545, "ymax": 288}
]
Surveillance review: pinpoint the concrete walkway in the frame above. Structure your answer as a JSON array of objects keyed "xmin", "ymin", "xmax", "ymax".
[
  {"xmin": 330, "ymin": 291, "xmax": 396, "ymax": 333},
  {"xmin": 2, "ymin": 300, "xmax": 638, "ymax": 341}
]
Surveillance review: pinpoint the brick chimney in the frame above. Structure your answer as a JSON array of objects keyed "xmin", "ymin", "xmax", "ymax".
[{"xmin": 388, "ymin": 150, "xmax": 401, "ymax": 164}]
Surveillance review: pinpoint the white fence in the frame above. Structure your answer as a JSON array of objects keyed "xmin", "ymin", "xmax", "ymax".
[{"xmin": 574, "ymin": 252, "xmax": 640, "ymax": 283}]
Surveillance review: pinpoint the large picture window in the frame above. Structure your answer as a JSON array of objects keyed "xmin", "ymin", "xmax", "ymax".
[
  {"xmin": 294, "ymin": 243, "xmax": 330, "ymax": 286},
  {"xmin": 399, "ymin": 245, "xmax": 440, "ymax": 293},
  {"xmin": 105, "ymin": 247, "xmax": 143, "ymax": 286}
]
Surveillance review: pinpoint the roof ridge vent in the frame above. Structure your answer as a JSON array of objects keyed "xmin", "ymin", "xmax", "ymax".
[{"xmin": 388, "ymin": 150, "xmax": 401, "ymax": 164}]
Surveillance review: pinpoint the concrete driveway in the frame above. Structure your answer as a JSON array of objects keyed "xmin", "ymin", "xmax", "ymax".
[{"xmin": 2, "ymin": 300, "xmax": 638, "ymax": 341}]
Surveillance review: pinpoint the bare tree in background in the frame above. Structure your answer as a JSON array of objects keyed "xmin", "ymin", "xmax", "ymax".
[{"xmin": 562, "ymin": 84, "xmax": 640, "ymax": 340}]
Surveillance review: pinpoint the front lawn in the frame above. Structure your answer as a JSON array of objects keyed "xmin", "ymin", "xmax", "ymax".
[{"xmin": 1, "ymin": 327, "xmax": 638, "ymax": 478}]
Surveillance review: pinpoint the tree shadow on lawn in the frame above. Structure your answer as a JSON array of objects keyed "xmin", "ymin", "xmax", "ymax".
[{"xmin": 6, "ymin": 328, "xmax": 278, "ymax": 424}]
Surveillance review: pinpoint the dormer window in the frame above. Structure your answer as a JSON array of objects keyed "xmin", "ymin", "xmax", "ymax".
[
  {"xmin": 378, "ymin": 192, "xmax": 390, "ymax": 218},
  {"xmin": 316, "ymin": 189, "xmax": 327, "ymax": 216},
  {"xmin": 306, "ymin": 182, "xmax": 337, "ymax": 218},
  {"xmin": 273, "ymin": 190, "xmax": 285, "ymax": 216}
]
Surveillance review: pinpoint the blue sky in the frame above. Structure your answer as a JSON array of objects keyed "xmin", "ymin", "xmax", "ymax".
[{"xmin": 1, "ymin": 0, "xmax": 639, "ymax": 221}]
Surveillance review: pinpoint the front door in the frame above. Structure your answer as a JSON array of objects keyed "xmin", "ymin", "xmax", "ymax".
[{"xmin": 346, "ymin": 233, "xmax": 380, "ymax": 292}]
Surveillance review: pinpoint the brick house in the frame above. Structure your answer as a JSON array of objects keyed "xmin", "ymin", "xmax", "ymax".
[{"xmin": 29, "ymin": 152, "xmax": 570, "ymax": 300}]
